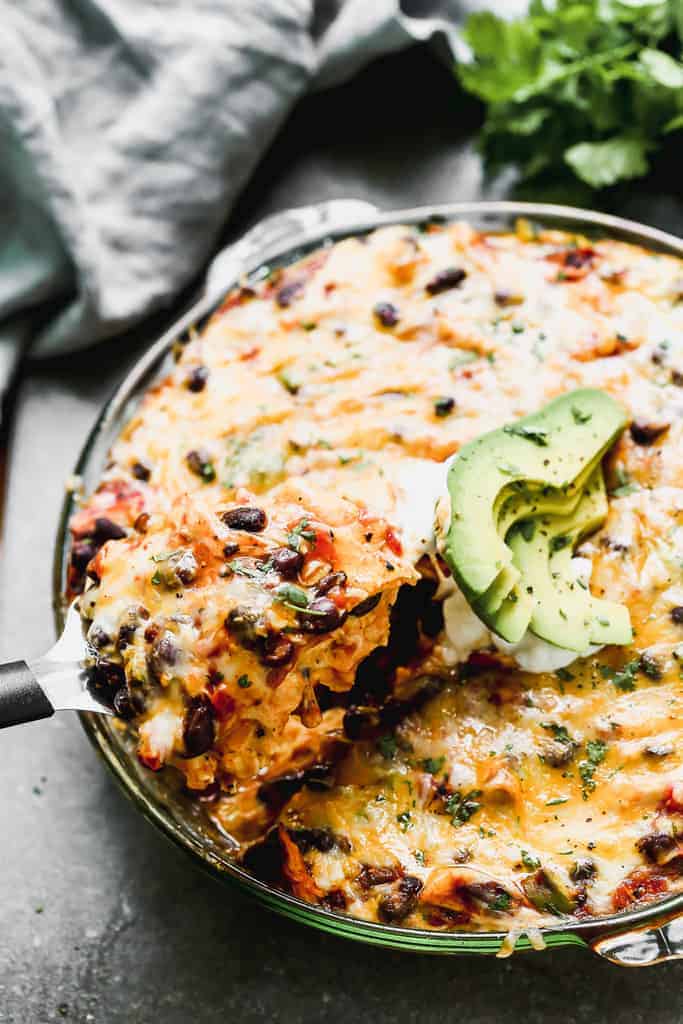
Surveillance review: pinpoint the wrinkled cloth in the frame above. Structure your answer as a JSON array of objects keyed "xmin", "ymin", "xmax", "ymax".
[{"xmin": 0, "ymin": 0, "xmax": 520, "ymax": 385}]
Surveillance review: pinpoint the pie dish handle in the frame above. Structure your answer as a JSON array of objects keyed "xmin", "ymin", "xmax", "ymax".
[
  {"xmin": 204, "ymin": 199, "xmax": 380, "ymax": 304},
  {"xmin": 590, "ymin": 908, "xmax": 683, "ymax": 966}
]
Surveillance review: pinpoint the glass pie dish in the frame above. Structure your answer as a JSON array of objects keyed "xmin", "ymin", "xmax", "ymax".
[{"xmin": 53, "ymin": 199, "xmax": 683, "ymax": 965}]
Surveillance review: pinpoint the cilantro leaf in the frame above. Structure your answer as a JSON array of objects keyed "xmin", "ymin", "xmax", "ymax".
[
  {"xmin": 565, "ymin": 137, "xmax": 649, "ymax": 188},
  {"xmin": 456, "ymin": 2, "xmax": 683, "ymax": 192}
]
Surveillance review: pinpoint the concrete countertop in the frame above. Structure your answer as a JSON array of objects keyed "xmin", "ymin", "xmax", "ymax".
[{"xmin": 1, "ymin": 47, "xmax": 681, "ymax": 1024}]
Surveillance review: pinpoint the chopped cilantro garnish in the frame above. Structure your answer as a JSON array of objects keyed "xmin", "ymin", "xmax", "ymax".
[
  {"xmin": 237, "ymin": 674, "xmax": 252, "ymax": 689},
  {"xmin": 397, "ymin": 811, "xmax": 413, "ymax": 832},
  {"xmin": 579, "ymin": 739, "xmax": 607, "ymax": 798},
  {"xmin": 541, "ymin": 722, "xmax": 573, "ymax": 745},
  {"xmin": 287, "ymin": 518, "xmax": 316, "ymax": 551},
  {"xmin": 445, "ymin": 789, "xmax": 483, "ymax": 827},
  {"xmin": 422, "ymin": 756, "xmax": 446, "ymax": 775},
  {"xmin": 274, "ymin": 583, "xmax": 309, "ymax": 610},
  {"xmin": 521, "ymin": 850, "xmax": 541, "ymax": 870}
]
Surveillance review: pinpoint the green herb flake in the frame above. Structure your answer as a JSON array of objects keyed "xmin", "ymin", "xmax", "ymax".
[
  {"xmin": 445, "ymin": 789, "xmax": 483, "ymax": 827},
  {"xmin": 519, "ymin": 519, "xmax": 535, "ymax": 542},
  {"xmin": 287, "ymin": 518, "xmax": 317, "ymax": 551},
  {"xmin": 521, "ymin": 850, "xmax": 541, "ymax": 870},
  {"xmin": 397, "ymin": 811, "xmax": 414, "ymax": 833},
  {"xmin": 377, "ymin": 735, "xmax": 399, "ymax": 761},
  {"xmin": 274, "ymin": 583, "xmax": 309, "ymax": 610},
  {"xmin": 579, "ymin": 739, "xmax": 608, "ymax": 797},
  {"xmin": 571, "ymin": 406, "xmax": 592, "ymax": 424},
  {"xmin": 422, "ymin": 756, "xmax": 446, "ymax": 775},
  {"xmin": 503, "ymin": 423, "xmax": 549, "ymax": 446},
  {"xmin": 546, "ymin": 797, "xmax": 569, "ymax": 807},
  {"xmin": 237, "ymin": 674, "xmax": 252, "ymax": 689}
]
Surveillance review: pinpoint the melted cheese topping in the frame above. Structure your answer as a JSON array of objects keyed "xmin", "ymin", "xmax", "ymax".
[{"xmin": 70, "ymin": 218, "xmax": 683, "ymax": 931}]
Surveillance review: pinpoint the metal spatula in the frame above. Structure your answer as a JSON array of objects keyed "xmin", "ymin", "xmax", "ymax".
[{"xmin": 0, "ymin": 601, "xmax": 111, "ymax": 727}]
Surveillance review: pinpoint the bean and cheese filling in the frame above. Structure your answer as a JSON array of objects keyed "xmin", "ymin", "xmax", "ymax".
[{"xmin": 70, "ymin": 218, "xmax": 683, "ymax": 930}]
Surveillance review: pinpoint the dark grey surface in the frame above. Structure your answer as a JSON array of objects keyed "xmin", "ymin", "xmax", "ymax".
[{"xmin": 1, "ymin": 47, "xmax": 681, "ymax": 1024}]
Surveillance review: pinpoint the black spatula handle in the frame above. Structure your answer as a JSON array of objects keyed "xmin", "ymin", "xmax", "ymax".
[{"xmin": 0, "ymin": 661, "xmax": 54, "ymax": 728}]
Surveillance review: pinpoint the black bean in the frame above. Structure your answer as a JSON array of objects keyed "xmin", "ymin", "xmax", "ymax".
[
  {"xmin": 183, "ymin": 697, "xmax": 216, "ymax": 758},
  {"xmin": 630, "ymin": 420, "xmax": 669, "ymax": 445},
  {"xmin": 270, "ymin": 547, "xmax": 304, "ymax": 578},
  {"xmin": 639, "ymin": 653, "xmax": 662, "ymax": 680},
  {"xmin": 644, "ymin": 743, "xmax": 674, "ymax": 758},
  {"xmin": 94, "ymin": 517, "xmax": 127, "ymax": 542},
  {"xmin": 71, "ymin": 540, "xmax": 96, "ymax": 572},
  {"xmin": 262, "ymin": 632, "xmax": 294, "ymax": 667},
  {"xmin": 225, "ymin": 606, "xmax": 263, "ymax": 650},
  {"xmin": 221, "ymin": 507, "xmax": 267, "ymax": 532},
  {"xmin": 288, "ymin": 827, "xmax": 337, "ymax": 853},
  {"xmin": 88, "ymin": 624, "xmax": 111, "ymax": 649},
  {"xmin": 373, "ymin": 301, "xmax": 400, "ymax": 328},
  {"xmin": 636, "ymin": 832, "xmax": 676, "ymax": 864},
  {"xmin": 131, "ymin": 459, "xmax": 152, "ymax": 482},
  {"xmin": 349, "ymin": 593, "xmax": 382, "ymax": 618},
  {"xmin": 378, "ymin": 876, "xmax": 423, "ymax": 923},
  {"xmin": 258, "ymin": 771, "xmax": 307, "ymax": 810},
  {"xmin": 150, "ymin": 631, "xmax": 181, "ymax": 674},
  {"xmin": 113, "ymin": 687, "xmax": 143, "ymax": 720},
  {"xmin": 570, "ymin": 858, "xmax": 597, "ymax": 883},
  {"xmin": 185, "ymin": 365, "xmax": 209, "ymax": 392},
  {"xmin": 434, "ymin": 396, "xmax": 455, "ymax": 418},
  {"xmin": 276, "ymin": 280, "xmax": 304, "ymax": 308},
  {"xmin": 316, "ymin": 572, "xmax": 347, "ymax": 595},
  {"xmin": 173, "ymin": 550, "xmax": 198, "ymax": 585},
  {"xmin": 425, "ymin": 267, "xmax": 466, "ymax": 295},
  {"xmin": 357, "ymin": 864, "xmax": 400, "ymax": 889},
  {"xmin": 117, "ymin": 621, "xmax": 137, "ymax": 650},
  {"xmin": 322, "ymin": 889, "xmax": 347, "ymax": 912},
  {"xmin": 564, "ymin": 248, "xmax": 594, "ymax": 269},
  {"xmin": 298, "ymin": 597, "xmax": 345, "ymax": 633},
  {"xmin": 222, "ymin": 542, "xmax": 239, "ymax": 558},
  {"xmin": 92, "ymin": 657, "xmax": 126, "ymax": 691},
  {"xmin": 671, "ymin": 606, "xmax": 683, "ymax": 624},
  {"xmin": 186, "ymin": 449, "xmax": 216, "ymax": 482}
]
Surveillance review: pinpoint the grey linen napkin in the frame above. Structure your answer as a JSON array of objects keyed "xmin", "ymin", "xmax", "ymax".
[{"xmin": 0, "ymin": 0, "xmax": 520, "ymax": 390}]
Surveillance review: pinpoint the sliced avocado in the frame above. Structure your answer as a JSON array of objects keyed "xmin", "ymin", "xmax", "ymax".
[
  {"xmin": 445, "ymin": 389, "xmax": 627, "ymax": 598},
  {"xmin": 508, "ymin": 467, "xmax": 632, "ymax": 650},
  {"xmin": 476, "ymin": 564, "xmax": 521, "ymax": 616},
  {"xmin": 475, "ymin": 580, "xmax": 533, "ymax": 643},
  {"xmin": 550, "ymin": 543, "xmax": 633, "ymax": 646},
  {"xmin": 522, "ymin": 868, "xmax": 576, "ymax": 915}
]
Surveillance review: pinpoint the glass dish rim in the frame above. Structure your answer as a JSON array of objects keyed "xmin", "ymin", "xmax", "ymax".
[{"xmin": 52, "ymin": 199, "xmax": 683, "ymax": 956}]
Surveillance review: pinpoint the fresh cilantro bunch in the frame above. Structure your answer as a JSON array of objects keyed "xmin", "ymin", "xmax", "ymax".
[{"xmin": 457, "ymin": 0, "xmax": 683, "ymax": 191}]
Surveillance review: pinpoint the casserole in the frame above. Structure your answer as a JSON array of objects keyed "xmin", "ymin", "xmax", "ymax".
[{"xmin": 54, "ymin": 199, "xmax": 683, "ymax": 964}]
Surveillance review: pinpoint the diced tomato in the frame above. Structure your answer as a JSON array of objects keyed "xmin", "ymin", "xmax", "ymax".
[
  {"xmin": 311, "ymin": 526, "xmax": 336, "ymax": 564},
  {"xmin": 467, "ymin": 650, "xmax": 507, "ymax": 670},
  {"xmin": 137, "ymin": 750, "xmax": 163, "ymax": 772},
  {"xmin": 663, "ymin": 781, "xmax": 683, "ymax": 814},
  {"xmin": 612, "ymin": 869, "xmax": 668, "ymax": 911},
  {"xmin": 546, "ymin": 247, "xmax": 598, "ymax": 282},
  {"xmin": 210, "ymin": 687, "xmax": 236, "ymax": 721},
  {"xmin": 70, "ymin": 479, "xmax": 145, "ymax": 537},
  {"xmin": 385, "ymin": 527, "xmax": 403, "ymax": 558}
]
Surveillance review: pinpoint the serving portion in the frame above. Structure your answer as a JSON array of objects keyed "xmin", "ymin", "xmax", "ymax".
[{"xmin": 68, "ymin": 215, "xmax": 683, "ymax": 934}]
